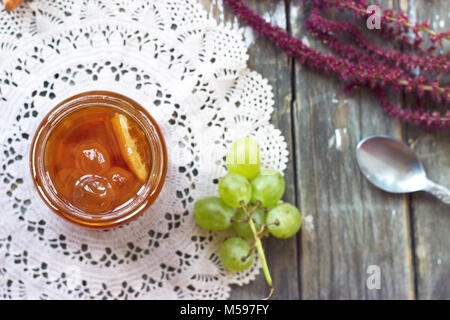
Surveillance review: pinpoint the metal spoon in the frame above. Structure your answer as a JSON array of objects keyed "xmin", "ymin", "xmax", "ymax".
[{"xmin": 356, "ymin": 135, "xmax": 450, "ymax": 204}]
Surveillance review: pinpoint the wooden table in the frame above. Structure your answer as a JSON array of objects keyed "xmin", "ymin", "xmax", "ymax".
[{"xmin": 203, "ymin": 0, "xmax": 450, "ymax": 300}]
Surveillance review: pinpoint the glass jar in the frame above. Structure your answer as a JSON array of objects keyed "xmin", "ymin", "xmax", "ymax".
[{"xmin": 30, "ymin": 91, "xmax": 167, "ymax": 229}]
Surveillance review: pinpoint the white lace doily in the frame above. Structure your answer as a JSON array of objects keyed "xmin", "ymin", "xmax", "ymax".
[{"xmin": 0, "ymin": 0, "xmax": 288, "ymax": 299}]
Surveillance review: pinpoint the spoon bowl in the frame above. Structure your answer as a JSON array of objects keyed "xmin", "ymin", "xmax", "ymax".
[{"xmin": 356, "ymin": 135, "xmax": 450, "ymax": 204}]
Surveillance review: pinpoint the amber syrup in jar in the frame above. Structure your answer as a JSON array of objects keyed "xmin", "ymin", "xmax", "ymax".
[{"xmin": 31, "ymin": 91, "xmax": 167, "ymax": 228}]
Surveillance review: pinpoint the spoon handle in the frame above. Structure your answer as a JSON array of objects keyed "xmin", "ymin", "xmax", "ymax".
[{"xmin": 425, "ymin": 180, "xmax": 450, "ymax": 205}]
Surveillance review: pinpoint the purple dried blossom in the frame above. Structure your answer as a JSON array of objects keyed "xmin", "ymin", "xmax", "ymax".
[
  {"xmin": 306, "ymin": 8, "xmax": 449, "ymax": 75},
  {"xmin": 324, "ymin": 0, "xmax": 450, "ymax": 45},
  {"xmin": 224, "ymin": 0, "xmax": 450, "ymax": 130},
  {"xmin": 374, "ymin": 87, "xmax": 449, "ymax": 129}
]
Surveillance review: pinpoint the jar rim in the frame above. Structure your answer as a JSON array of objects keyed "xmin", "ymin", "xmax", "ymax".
[{"xmin": 30, "ymin": 90, "xmax": 168, "ymax": 229}]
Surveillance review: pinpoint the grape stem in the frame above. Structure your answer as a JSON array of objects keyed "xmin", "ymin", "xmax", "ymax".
[
  {"xmin": 240, "ymin": 201, "xmax": 274, "ymax": 300},
  {"xmin": 263, "ymin": 221, "xmax": 280, "ymax": 228},
  {"xmin": 242, "ymin": 245, "xmax": 257, "ymax": 261},
  {"xmin": 231, "ymin": 217, "xmax": 250, "ymax": 224},
  {"xmin": 256, "ymin": 225, "xmax": 266, "ymax": 238}
]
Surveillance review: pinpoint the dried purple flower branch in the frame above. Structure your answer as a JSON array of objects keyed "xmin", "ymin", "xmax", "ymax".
[
  {"xmin": 224, "ymin": 0, "xmax": 449, "ymax": 129},
  {"xmin": 373, "ymin": 86, "xmax": 450, "ymax": 129},
  {"xmin": 306, "ymin": 8, "xmax": 450, "ymax": 75},
  {"xmin": 312, "ymin": 0, "xmax": 450, "ymax": 45},
  {"xmin": 305, "ymin": 8, "xmax": 449, "ymax": 105}
]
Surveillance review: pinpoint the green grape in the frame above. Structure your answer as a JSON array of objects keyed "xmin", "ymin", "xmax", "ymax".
[
  {"xmin": 232, "ymin": 207, "xmax": 265, "ymax": 239},
  {"xmin": 219, "ymin": 237, "xmax": 253, "ymax": 272},
  {"xmin": 226, "ymin": 137, "xmax": 261, "ymax": 179},
  {"xmin": 218, "ymin": 173, "xmax": 252, "ymax": 207},
  {"xmin": 251, "ymin": 168, "xmax": 285, "ymax": 207},
  {"xmin": 266, "ymin": 203, "xmax": 301, "ymax": 239},
  {"xmin": 193, "ymin": 197, "xmax": 235, "ymax": 231}
]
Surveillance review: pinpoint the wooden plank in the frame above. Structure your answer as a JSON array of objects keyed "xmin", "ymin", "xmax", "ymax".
[
  {"xmin": 403, "ymin": 0, "xmax": 450, "ymax": 300},
  {"xmin": 202, "ymin": 0, "xmax": 300, "ymax": 299},
  {"xmin": 290, "ymin": 0, "xmax": 414, "ymax": 299}
]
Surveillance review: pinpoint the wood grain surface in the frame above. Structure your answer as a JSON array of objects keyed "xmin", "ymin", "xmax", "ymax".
[{"xmin": 204, "ymin": 0, "xmax": 449, "ymax": 300}]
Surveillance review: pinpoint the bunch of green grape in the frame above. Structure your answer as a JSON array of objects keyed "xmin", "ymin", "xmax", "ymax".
[{"xmin": 193, "ymin": 137, "xmax": 302, "ymax": 298}]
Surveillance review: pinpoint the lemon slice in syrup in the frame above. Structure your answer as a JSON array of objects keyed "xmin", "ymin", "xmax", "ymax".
[{"xmin": 111, "ymin": 113, "xmax": 149, "ymax": 182}]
